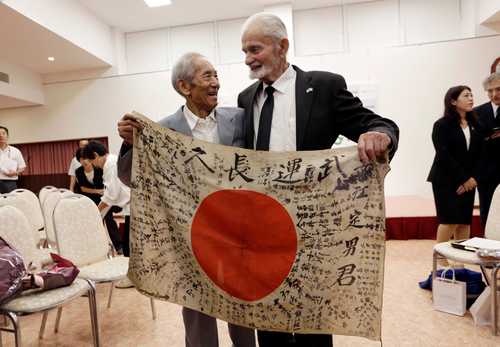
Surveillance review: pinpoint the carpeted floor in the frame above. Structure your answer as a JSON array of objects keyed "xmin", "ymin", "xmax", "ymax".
[{"xmin": 1, "ymin": 240, "xmax": 499, "ymax": 346}]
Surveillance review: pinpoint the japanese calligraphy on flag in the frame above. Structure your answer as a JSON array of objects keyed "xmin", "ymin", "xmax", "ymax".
[{"xmin": 128, "ymin": 113, "xmax": 389, "ymax": 340}]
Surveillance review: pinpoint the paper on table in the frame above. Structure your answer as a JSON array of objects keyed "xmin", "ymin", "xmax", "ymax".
[{"xmin": 461, "ymin": 237, "xmax": 500, "ymax": 250}]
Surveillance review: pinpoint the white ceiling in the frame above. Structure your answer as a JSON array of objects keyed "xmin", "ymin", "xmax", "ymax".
[
  {"xmin": 0, "ymin": 0, "xmax": 374, "ymax": 75},
  {"xmin": 79, "ymin": 0, "xmax": 374, "ymax": 32},
  {"xmin": 0, "ymin": 3, "xmax": 110, "ymax": 74}
]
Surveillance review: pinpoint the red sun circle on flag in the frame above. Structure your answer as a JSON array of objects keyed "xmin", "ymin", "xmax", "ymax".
[{"xmin": 191, "ymin": 189, "xmax": 298, "ymax": 302}]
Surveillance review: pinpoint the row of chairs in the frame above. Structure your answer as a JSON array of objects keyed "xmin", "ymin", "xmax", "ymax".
[
  {"xmin": 0, "ymin": 186, "xmax": 69, "ymax": 251},
  {"xmin": 0, "ymin": 187, "xmax": 156, "ymax": 346}
]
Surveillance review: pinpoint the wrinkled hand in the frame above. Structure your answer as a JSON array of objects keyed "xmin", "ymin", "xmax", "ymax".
[
  {"xmin": 491, "ymin": 130, "xmax": 500, "ymax": 140},
  {"xmin": 456, "ymin": 177, "xmax": 477, "ymax": 195},
  {"xmin": 117, "ymin": 113, "xmax": 143, "ymax": 145},
  {"xmin": 357, "ymin": 131, "xmax": 391, "ymax": 164}
]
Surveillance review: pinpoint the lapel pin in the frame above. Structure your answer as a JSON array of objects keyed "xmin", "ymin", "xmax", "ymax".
[{"xmin": 306, "ymin": 87, "xmax": 313, "ymax": 93}]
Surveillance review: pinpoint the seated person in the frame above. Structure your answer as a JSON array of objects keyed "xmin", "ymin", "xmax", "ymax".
[
  {"xmin": 75, "ymin": 148, "xmax": 123, "ymax": 253},
  {"xmin": 74, "ymin": 148, "xmax": 103, "ymax": 204}
]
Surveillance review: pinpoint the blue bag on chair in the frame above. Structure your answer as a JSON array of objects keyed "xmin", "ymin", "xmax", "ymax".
[{"xmin": 419, "ymin": 268, "xmax": 486, "ymax": 308}]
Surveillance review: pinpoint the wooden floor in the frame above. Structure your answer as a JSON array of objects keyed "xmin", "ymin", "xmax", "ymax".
[{"xmin": 1, "ymin": 240, "xmax": 499, "ymax": 347}]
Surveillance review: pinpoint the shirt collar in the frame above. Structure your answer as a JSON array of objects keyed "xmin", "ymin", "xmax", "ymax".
[
  {"xmin": 263, "ymin": 64, "xmax": 296, "ymax": 94},
  {"xmin": 492, "ymin": 102, "xmax": 499, "ymax": 115},
  {"xmin": 0, "ymin": 145, "xmax": 10, "ymax": 153},
  {"xmin": 183, "ymin": 105, "xmax": 217, "ymax": 131}
]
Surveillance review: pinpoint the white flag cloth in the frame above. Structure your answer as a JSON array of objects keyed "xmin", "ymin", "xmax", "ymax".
[{"xmin": 128, "ymin": 113, "xmax": 389, "ymax": 340}]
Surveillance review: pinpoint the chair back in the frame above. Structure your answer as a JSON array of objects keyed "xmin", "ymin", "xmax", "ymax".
[
  {"xmin": 485, "ymin": 185, "xmax": 500, "ymax": 241},
  {"xmin": 39, "ymin": 186, "xmax": 58, "ymax": 205},
  {"xmin": 0, "ymin": 205, "xmax": 42, "ymax": 270},
  {"xmin": 53, "ymin": 194, "xmax": 110, "ymax": 266},
  {"xmin": 8, "ymin": 189, "xmax": 45, "ymax": 232},
  {"xmin": 0, "ymin": 193, "xmax": 43, "ymax": 246},
  {"xmin": 42, "ymin": 189, "xmax": 74, "ymax": 247}
]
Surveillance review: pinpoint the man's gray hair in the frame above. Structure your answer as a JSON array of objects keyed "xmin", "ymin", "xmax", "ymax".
[
  {"xmin": 241, "ymin": 12, "xmax": 288, "ymax": 42},
  {"xmin": 483, "ymin": 72, "xmax": 500, "ymax": 90},
  {"xmin": 171, "ymin": 52, "xmax": 205, "ymax": 96}
]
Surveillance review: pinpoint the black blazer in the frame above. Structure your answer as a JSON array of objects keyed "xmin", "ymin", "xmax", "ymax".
[
  {"xmin": 237, "ymin": 65, "xmax": 399, "ymax": 157},
  {"xmin": 427, "ymin": 117, "xmax": 481, "ymax": 186},
  {"xmin": 75, "ymin": 166, "xmax": 104, "ymax": 205},
  {"xmin": 474, "ymin": 102, "xmax": 500, "ymax": 182}
]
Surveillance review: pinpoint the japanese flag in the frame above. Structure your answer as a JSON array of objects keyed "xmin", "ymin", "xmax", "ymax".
[{"xmin": 128, "ymin": 113, "xmax": 388, "ymax": 340}]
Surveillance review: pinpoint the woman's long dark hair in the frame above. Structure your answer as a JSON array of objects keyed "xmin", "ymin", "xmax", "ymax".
[{"xmin": 443, "ymin": 85, "xmax": 477, "ymax": 125}]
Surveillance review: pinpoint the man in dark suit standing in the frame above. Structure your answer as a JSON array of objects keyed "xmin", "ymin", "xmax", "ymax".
[
  {"xmin": 475, "ymin": 72, "xmax": 500, "ymax": 227},
  {"xmin": 238, "ymin": 12, "xmax": 399, "ymax": 347}
]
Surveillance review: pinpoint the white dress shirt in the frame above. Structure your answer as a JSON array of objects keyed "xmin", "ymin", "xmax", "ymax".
[
  {"xmin": 0, "ymin": 145, "xmax": 26, "ymax": 180},
  {"xmin": 84, "ymin": 169, "xmax": 95, "ymax": 184},
  {"xmin": 101, "ymin": 154, "xmax": 130, "ymax": 214},
  {"xmin": 183, "ymin": 105, "xmax": 220, "ymax": 144},
  {"xmin": 68, "ymin": 157, "xmax": 81, "ymax": 176},
  {"xmin": 253, "ymin": 64, "xmax": 297, "ymax": 151},
  {"xmin": 462, "ymin": 126, "xmax": 471, "ymax": 150},
  {"xmin": 492, "ymin": 102, "xmax": 499, "ymax": 120}
]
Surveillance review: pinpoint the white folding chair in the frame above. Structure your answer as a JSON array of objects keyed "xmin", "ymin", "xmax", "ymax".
[
  {"xmin": 3, "ymin": 189, "xmax": 46, "ymax": 246},
  {"xmin": 0, "ymin": 205, "xmax": 99, "ymax": 347},
  {"xmin": 433, "ymin": 185, "xmax": 500, "ymax": 334},
  {"xmin": 52, "ymin": 195, "xmax": 156, "ymax": 326},
  {"xmin": 0, "ymin": 195, "xmax": 51, "ymax": 266},
  {"xmin": 38, "ymin": 186, "xmax": 58, "ymax": 206},
  {"xmin": 41, "ymin": 189, "xmax": 73, "ymax": 249}
]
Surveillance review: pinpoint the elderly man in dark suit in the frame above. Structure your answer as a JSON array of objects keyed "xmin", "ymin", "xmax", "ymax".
[
  {"xmin": 475, "ymin": 72, "xmax": 500, "ymax": 227},
  {"xmin": 116, "ymin": 52, "xmax": 255, "ymax": 347},
  {"xmin": 238, "ymin": 12, "xmax": 399, "ymax": 347}
]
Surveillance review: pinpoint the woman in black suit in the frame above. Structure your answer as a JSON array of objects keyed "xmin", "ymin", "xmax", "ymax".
[
  {"xmin": 74, "ymin": 149, "xmax": 122, "ymax": 252},
  {"xmin": 74, "ymin": 149, "xmax": 104, "ymax": 204},
  {"xmin": 428, "ymin": 86, "xmax": 481, "ymax": 251}
]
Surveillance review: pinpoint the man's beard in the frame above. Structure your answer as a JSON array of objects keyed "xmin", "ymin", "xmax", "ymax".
[
  {"xmin": 249, "ymin": 64, "xmax": 273, "ymax": 80},
  {"xmin": 248, "ymin": 55, "xmax": 282, "ymax": 80}
]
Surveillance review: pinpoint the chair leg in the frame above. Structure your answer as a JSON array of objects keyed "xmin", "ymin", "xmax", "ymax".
[
  {"xmin": 107, "ymin": 282, "xmax": 114, "ymax": 309},
  {"xmin": 492, "ymin": 265, "xmax": 500, "ymax": 336},
  {"xmin": 431, "ymin": 251, "xmax": 439, "ymax": 301},
  {"xmin": 54, "ymin": 307, "xmax": 63, "ymax": 333},
  {"xmin": 39, "ymin": 311, "xmax": 48, "ymax": 339},
  {"xmin": 4, "ymin": 312, "xmax": 20, "ymax": 347},
  {"xmin": 0, "ymin": 316, "xmax": 4, "ymax": 347},
  {"xmin": 150, "ymin": 298, "xmax": 157, "ymax": 320},
  {"xmin": 480, "ymin": 265, "xmax": 493, "ymax": 287},
  {"xmin": 87, "ymin": 280, "xmax": 100, "ymax": 347}
]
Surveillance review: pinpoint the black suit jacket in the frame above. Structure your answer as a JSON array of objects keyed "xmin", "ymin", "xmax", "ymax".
[
  {"xmin": 474, "ymin": 102, "xmax": 500, "ymax": 182},
  {"xmin": 427, "ymin": 117, "xmax": 481, "ymax": 187},
  {"xmin": 237, "ymin": 65, "xmax": 399, "ymax": 157}
]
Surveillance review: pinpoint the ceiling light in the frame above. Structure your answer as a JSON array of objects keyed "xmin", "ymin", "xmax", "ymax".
[
  {"xmin": 48, "ymin": 57, "xmax": 55, "ymax": 62},
  {"xmin": 144, "ymin": 0, "xmax": 172, "ymax": 7}
]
